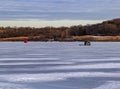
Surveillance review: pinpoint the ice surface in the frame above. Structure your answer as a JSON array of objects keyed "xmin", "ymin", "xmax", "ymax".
[{"xmin": 0, "ymin": 42, "xmax": 120, "ymax": 89}]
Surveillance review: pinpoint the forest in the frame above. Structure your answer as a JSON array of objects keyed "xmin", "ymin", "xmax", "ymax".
[{"xmin": 0, "ymin": 18, "xmax": 120, "ymax": 41}]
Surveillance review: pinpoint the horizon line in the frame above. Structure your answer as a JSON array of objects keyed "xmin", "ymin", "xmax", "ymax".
[{"xmin": 0, "ymin": 19, "xmax": 104, "ymax": 27}]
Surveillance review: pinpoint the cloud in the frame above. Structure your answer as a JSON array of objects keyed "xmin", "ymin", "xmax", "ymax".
[
  {"xmin": 0, "ymin": 82, "xmax": 32, "ymax": 89},
  {"xmin": 1, "ymin": 72, "xmax": 120, "ymax": 83},
  {"xmin": 0, "ymin": 0, "xmax": 119, "ymax": 20},
  {"xmin": 0, "ymin": 20, "xmax": 103, "ymax": 27}
]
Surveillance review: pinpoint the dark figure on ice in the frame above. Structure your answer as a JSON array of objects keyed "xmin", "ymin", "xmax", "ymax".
[{"xmin": 84, "ymin": 41, "xmax": 91, "ymax": 46}]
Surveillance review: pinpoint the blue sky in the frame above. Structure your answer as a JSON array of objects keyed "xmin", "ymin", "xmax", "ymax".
[{"xmin": 0, "ymin": 0, "xmax": 120, "ymax": 27}]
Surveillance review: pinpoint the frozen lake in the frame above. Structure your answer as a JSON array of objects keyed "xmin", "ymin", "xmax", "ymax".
[{"xmin": 0, "ymin": 42, "xmax": 120, "ymax": 89}]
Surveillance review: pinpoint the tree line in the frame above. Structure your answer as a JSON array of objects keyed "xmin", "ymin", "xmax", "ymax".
[{"xmin": 0, "ymin": 18, "xmax": 120, "ymax": 41}]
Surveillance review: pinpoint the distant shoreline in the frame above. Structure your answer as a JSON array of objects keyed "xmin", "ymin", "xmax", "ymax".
[
  {"xmin": 1, "ymin": 36, "xmax": 120, "ymax": 42},
  {"xmin": 0, "ymin": 18, "xmax": 120, "ymax": 42}
]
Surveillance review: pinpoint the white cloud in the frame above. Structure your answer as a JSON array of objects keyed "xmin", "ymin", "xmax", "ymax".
[
  {"xmin": 0, "ymin": 82, "xmax": 32, "ymax": 89},
  {"xmin": 1, "ymin": 72, "xmax": 120, "ymax": 83},
  {"xmin": 0, "ymin": 20, "xmax": 103, "ymax": 27},
  {"xmin": 93, "ymin": 81, "xmax": 120, "ymax": 89},
  {"xmin": 0, "ymin": 0, "xmax": 119, "ymax": 20}
]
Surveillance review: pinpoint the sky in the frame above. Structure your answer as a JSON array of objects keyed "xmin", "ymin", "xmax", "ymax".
[{"xmin": 0, "ymin": 0, "xmax": 120, "ymax": 27}]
